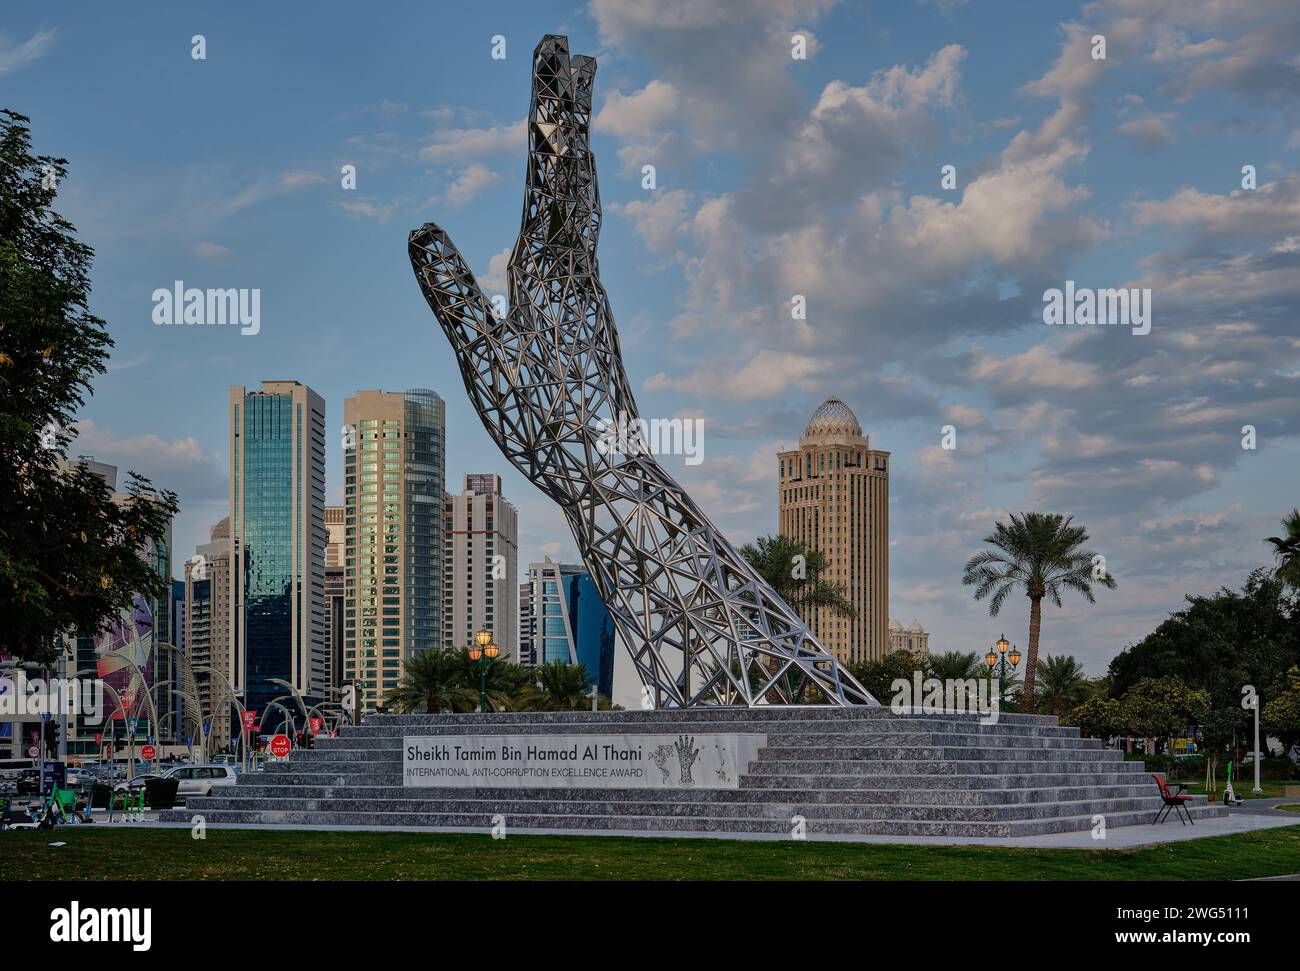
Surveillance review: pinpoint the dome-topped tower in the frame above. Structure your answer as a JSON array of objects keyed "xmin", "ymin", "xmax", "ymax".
[
  {"xmin": 778, "ymin": 395, "xmax": 890, "ymax": 664},
  {"xmin": 804, "ymin": 395, "xmax": 863, "ymax": 439},
  {"xmin": 800, "ymin": 395, "xmax": 869, "ymax": 448}
]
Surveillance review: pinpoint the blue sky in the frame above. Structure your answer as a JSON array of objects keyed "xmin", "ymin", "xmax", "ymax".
[{"xmin": 4, "ymin": 0, "xmax": 1298, "ymax": 688}]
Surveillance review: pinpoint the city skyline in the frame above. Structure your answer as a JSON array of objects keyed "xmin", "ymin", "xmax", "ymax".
[{"xmin": 4, "ymin": 0, "xmax": 1297, "ymax": 688}]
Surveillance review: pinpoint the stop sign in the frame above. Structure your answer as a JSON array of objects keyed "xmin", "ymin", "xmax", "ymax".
[
  {"xmin": 141, "ymin": 744, "xmax": 156, "ymax": 761},
  {"xmin": 269, "ymin": 734, "xmax": 292, "ymax": 759}
]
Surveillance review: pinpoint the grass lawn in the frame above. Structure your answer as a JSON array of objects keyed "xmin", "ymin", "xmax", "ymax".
[
  {"xmin": 1183, "ymin": 780, "xmax": 1300, "ymax": 800},
  {"xmin": 5, "ymin": 824, "xmax": 1300, "ymax": 881}
]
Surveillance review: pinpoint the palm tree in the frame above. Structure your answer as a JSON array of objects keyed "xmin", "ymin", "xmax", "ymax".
[
  {"xmin": 534, "ymin": 661, "xmax": 596, "ymax": 711},
  {"xmin": 1266, "ymin": 509, "xmax": 1300, "ymax": 589},
  {"xmin": 928, "ymin": 650, "xmax": 984, "ymax": 681},
  {"xmin": 962, "ymin": 512, "xmax": 1116, "ymax": 710},
  {"xmin": 1036, "ymin": 654, "xmax": 1089, "ymax": 717},
  {"xmin": 739, "ymin": 534, "xmax": 855, "ymax": 618},
  {"xmin": 383, "ymin": 649, "xmax": 475, "ymax": 714}
]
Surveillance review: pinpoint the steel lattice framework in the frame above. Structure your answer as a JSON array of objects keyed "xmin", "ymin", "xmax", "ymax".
[{"xmin": 409, "ymin": 35, "xmax": 875, "ymax": 708}]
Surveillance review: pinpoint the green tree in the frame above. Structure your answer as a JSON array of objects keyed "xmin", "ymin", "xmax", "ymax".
[
  {"xmin": 383, "ymin": 649, "xmax": 476, "ymax": 714},
  {"xmin": 847, "ymin": 650, "xmax": 926, "ymax": 705},
  {"xmin": 1107, "ymin": 569, "xmax": 1299, "ymax": 713},
  {"xmin": 1, "ymin": 110, "xmax": 177, "ymax": 658},
  {"xmin": 533, "ymin": 661, "xmax": 598, "ymax": 711},
  {"xmin": 1261, "ymin": 666, "xmax": 1300, "ymax": 757},
  {"xmin": 962, "ymin": 512, "xmax": 1116, "ymax": 710},
  {"xmin": 1266, "ymin": 509, "xmax": 1300, "ymax": 590},
  {"xmin": 1036, "ymin": 654, "xmax": 1089, "ymax": 718},
  {"xmin": 928, "ymin": 651, "xmax": 983, "ymax": 681},
  {"xmin": 1120, "ymin": 676, "xmax": 1211, "ymax": 749},
  {"xmin": 1064, "ymin": 695, "xmax": 1125, "ymax": 742},
  {"xmin": 740, "ymin": 534, "xmax": 855, "ymax": 619}
]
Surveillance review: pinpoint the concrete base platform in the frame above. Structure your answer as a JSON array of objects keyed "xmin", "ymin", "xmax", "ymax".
[{"xmin": 160, "ymin": 707, "xmax": 1228, "ymax": 838}]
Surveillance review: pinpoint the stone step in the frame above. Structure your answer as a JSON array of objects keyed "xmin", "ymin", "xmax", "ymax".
[
  {"xmin": 311, "ymin": 729, "xmax": 1096, "ymax": 752},
  {"xmin": 745, "ymin": 759, "xmax": 1143, "ymax": 776},
  {"xmin": 179, "ymin": 793, "xmax": 1184, "ymax": 823},
  {"xmin": 287, "ymin": 740, "xmax": 1111, "ymax": 766},
  {"xmin": 359, "ymin": 708, "xmax": 1065, "ymax": 728},
  {"xmin": 755, "ymin": 745, "xmax": 1118, "ymax": 762},
  {"xmin": 159, "ymin": 802, "xmax": 1225, "ymax": 837},
  {"xmin": 740, "ymin": 770, "xmax": 1156, "ymax": 790},
  {"xmin": 233, "ymin": 769, "xmax": 1156, "ymax": 793},
  {"xmin": 196, "ymin": 781, "xmax": 1161, "ymax": 806},
  {"xmin": 268, "ymin": 751, "xmax": 1136, "ymax": 777},
  {"xmin": 336, "ymin": 717, "xmax": 1080, "ymax": 738}
]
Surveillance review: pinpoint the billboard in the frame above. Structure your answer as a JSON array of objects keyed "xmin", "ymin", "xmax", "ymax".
[{"xmin": 94, "ymin": 593, "xmax": 155, "ymax": 722}]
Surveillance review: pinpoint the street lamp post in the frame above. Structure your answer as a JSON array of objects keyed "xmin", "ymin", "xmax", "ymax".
[
  {"xmin": 984, "ymin": 634, "xmax": 1022, "ymax": 706},
  {"xmin": 468, "ymin": 629, "xmax": 500, "ymax": 714}
]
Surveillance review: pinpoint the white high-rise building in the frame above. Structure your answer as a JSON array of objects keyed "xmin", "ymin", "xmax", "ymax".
[
  {"xmin": 442, "ymin": 474, "xmax": 518, "ymax": 658},
  {"xmin": 342, "ymin": 389, "xmax": 445, "ymax": 713}
]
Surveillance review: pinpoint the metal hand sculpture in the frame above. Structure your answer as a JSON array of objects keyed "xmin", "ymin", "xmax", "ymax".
[{"xmin": 409, "ymin": 35, "xmax": 875, "ymax": 708}]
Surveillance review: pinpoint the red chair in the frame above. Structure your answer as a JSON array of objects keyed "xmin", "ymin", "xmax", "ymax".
[{"xmin": 1152, "ymin": 774, "xmax": 1194, "ymax": 825}]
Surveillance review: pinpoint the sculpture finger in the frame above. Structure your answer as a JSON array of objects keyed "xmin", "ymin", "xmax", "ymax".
[
  {"xmin": 409, "ymin": 222, "xmax": 497, "ymax": 352},
  {"xmin": 515, "ymin": 35, "xmax": 599, "ymax": 260}
]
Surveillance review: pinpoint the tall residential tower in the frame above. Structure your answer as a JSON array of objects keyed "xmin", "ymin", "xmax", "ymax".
[
  {"xmin": 443, "ymin": 474, "xmax": 517, "ymax": 657},
  {"xmin": 341, "ymin": 389, "xmax": 445, "ymax": 713},
  {"xmin": 777, "ymin": 396, "xmax": 889, "ymax": 663},
  {"xmin": 228, "ymin": 381, "xmax": 327, "ymax": 717}
]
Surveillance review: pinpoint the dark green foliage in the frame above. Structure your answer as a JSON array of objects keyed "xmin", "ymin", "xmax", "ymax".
[{"xmin": 0, "ymin": 110, "xmax": 177, "ymax": 657}]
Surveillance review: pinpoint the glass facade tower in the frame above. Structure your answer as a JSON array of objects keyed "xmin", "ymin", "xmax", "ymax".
[
  {"xmin": 229, "ymin": 382, "xmax": 327, "ymax": 721},
  {"xmin": 342, "ymin": 389, "xmax": 445, "ymax": 713},
  {"xmin": 523, "ymin": 560, "xmax": 615, "ymax": 699}
]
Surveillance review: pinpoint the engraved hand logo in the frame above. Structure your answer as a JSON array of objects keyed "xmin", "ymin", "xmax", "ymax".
[{"xmin": 674, "ymin": 735, "xmax": 700, "ymax": 786}]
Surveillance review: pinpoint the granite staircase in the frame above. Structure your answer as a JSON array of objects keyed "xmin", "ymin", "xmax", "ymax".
[{"xmin": 159, "ymin": 708, "xmax": 1225, "ymax": 838}]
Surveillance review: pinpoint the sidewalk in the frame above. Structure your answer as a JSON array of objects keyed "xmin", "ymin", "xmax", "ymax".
[{"xmin": 144, "ymin": 805, "xmax": 1300, "ymax": 850}]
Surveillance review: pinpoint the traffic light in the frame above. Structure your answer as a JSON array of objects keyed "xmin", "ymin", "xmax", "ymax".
[{"xmin": 42, "ymin": 718, "xmax": 58, "ymax": 760}]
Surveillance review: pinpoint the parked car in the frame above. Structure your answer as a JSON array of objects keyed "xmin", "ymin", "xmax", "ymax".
[
  {"xmin": 163, "ymin": 764, "xmax": 239, "ymax": 802},
  {"xmin": 16, "ymin": 769, "xmax": 40, "ymax": 795},
  {"xmin": 112, "ymin": 772, "xmax": 164, "ymax": 794}
]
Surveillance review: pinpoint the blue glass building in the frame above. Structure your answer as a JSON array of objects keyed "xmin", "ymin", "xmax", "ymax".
[
  {"xmin": 526, "ymin": 560, "xmax": 615, "ymax": 699},
  {"xmin": 229, "ymin": 382, "xmax": 327, "ymax": 722}
]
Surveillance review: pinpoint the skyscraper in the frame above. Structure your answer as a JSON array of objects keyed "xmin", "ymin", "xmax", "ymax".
[
  {"xmin": 185, "ymin": 517, "xmax": 232, "ymax": 751},
  {"xmin": 228, "ymin": 381, "xmax": 327, "ymax": 720},
  {"xmin": 324, "ymin": 504, "xmax": 345, "ymax": 696},
  {"xmin": 518, "ymin": 579, "xmax": 535, "ymax": 666},
  {"xmin": 443, "ymin": 474, "xmax": 517, "ymax": 657},
  {"xmin": 777, "ymin": 396, "xmax": 889, "ymax": 663},
  {"xmin": 520, "ymin": 559, "xmax": 615, "ymax": 699},
  {"xmin": 342, "ymin": 389, "xmax": 445, "ymax": 713}
]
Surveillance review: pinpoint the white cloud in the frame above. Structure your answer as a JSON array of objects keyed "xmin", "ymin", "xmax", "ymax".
[
  {"xmin": 419, "ymin": 121, "xmax": 525, "ymax": 162},
  {"xmin": 191, "ymin": 242, "xmax": 231, "ymax": 261},
  {"xmin": 445, "ymin": 163, "xmax": 500, "ymax": 206},
  {"xmin": 0, "ymin": 28, "xmax": 55, "ymax": 76}
]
